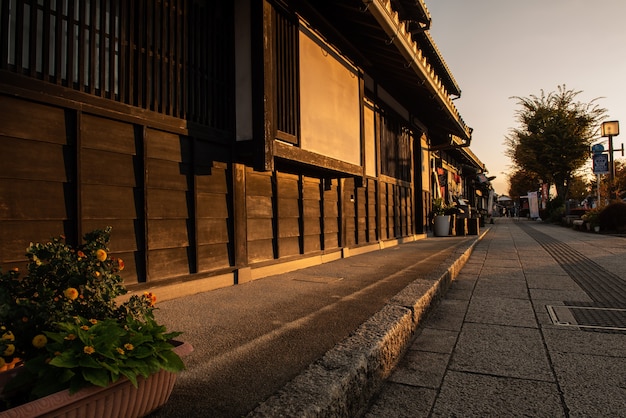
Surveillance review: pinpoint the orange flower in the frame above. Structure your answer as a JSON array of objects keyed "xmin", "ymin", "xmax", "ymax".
[
  {"xmin": 144, "ymin": 292, "xmax": 157, "ymax": 306},
  {"xmin": 80, "ymin": 325, "xmax": 89, "ymax": 331},
  {"xmin": 77, "ymin": 250, "xmax": 85, "ymax": 258},
  {"xmin": 2, "ymin": 331, "xmax": 15, "ymax": 341},
  {"xmin": 3, "ymin": 344, "xmax": 15, "ymax": 356},
  {"xmin": 117, "ymin": 258, "xmax": 125, "ymax": 271},
  {"xmin": 89, "ymin": 319, "xmax": 98, "ymax": 325},
  {"xmin": 64, "ymin": 287, "xmax": 79, "ymax": 300},
  {"xmin": 83, "ymin": 346, "xmax": 95, "ymax": 355},
  {"xmin": 32, "ymin": 334, "xmax": 47, "ymax": 348},
  {"xmin": 96, "ymin": 249, "xmax": 107, "ymax": 262},
  {"xmin": 116, "ymin": 347, "xmax": 125, "ymax": 355},
  {"xmin": 64, "ymin": 334, "xmax": 77, "ymax": 341},
  {"xmin": 124, "ymin": 343, "xmax": 134, "ymax": 351}
]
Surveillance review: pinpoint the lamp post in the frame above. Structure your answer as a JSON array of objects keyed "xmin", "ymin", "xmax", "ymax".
[{"xmin": 601, "ymin": 120, "xmax": 620, "ymax": 200}]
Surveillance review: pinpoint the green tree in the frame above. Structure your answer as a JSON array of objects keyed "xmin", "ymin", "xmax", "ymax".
[
  {"xmin": 505, "ymin": 85, "xmax": 607, "ymax": 202},
  {"xmin": 507, "ymin": 169, "xmax": 540, "ymax": 199}
]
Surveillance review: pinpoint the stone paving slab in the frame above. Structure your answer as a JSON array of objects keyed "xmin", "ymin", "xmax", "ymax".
[
  {"xmin": 450, "ymin": 323, "xmax": 554, "ymax": 381},
  {"xmin": 430, "ymin": 371, "xmax": 565, "ymax": 418},
  {"xmin": 465, "ymin": 296, "xmax": 537, "ymax": 327}
]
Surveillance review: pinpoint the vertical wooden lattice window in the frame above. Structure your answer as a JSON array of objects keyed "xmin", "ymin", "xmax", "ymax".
[
  {"xmin": 380, "ymin": 111, "xmax": 411, "ymax": 182},
  {"xmin": 274, "ymin": 8, "xmax": 299, "ymax": 143},
  {"xmin": 0, "ymin": 0, "xmax": 234, "ymax": 131}
]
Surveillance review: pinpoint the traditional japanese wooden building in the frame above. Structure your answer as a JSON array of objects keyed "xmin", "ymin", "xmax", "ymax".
[{"xmin": 0, "ymin": 0, "xmax": 489, "ymax": 297}]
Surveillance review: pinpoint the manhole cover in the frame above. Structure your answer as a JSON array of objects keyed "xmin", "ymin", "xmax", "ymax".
[{"xmin": 547, "ymin": 305, "xmax": 626, "ymax": 331}]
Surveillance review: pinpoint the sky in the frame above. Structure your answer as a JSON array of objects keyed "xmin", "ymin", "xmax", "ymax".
[{"xmin": 426, "ymin": 0, "xmax": 626, "ymax": 195}]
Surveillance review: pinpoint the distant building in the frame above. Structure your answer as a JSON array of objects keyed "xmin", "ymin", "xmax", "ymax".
[{"xmin": 0, "ymin": 0, "xmax": 490, "ymax": 295}]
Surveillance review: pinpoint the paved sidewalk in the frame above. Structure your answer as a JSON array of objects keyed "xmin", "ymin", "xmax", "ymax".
[{"xmin": 365, "ymin": 218, "xmax": 626, "ymax": 417}]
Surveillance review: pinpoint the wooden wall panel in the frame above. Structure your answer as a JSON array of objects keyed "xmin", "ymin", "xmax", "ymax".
[
  {"xmin": 0, "ymin": 96, "xmax": 66, "ymax": 143},
  {"xmin": 378, "ymin": 183, "xmax": 388, "ymax": 240},
  {"xmin": 1, "ymin": 137, "xmax": 69, "ymax": 182},
  {"xmin": 147, "ymin": 189, "xmax": 189, "ymax": 219},
  {"xmin": 367, "ymin": 179, "xmax": 377, "ymax": 242},
  {"xmin": 323, "ymin": 178, "xmax": 339, "ymax": 250},
  {"xmin": 302, "ymin": 176, "xmax": 321, "ymax": 254},
  {"xmin": 246, "ymin": 169, "xmax": 275, "ymax": 263},
  {"xmin": 343, "ymin": 178, "xmax": 356, "ymax": 247},
  {"xmin": 80, "ymin": 114, "xmax": 140, "ymax": 283},
  {"xmin": 357, "ymin": 186, "xmax": 367, "ymax": 244},
  {"xmin": 276, "ymin": 172, "xmax": 300, "ymax": 258},
  {"xmin": 147, "ymin": 247, "xmax": 192, "ymax": 279},
  {"xmin": 81, "ymin": 114, "xmax": 137, "ymax": 155},
  {"xmin": 197, "ymin": 243, "xmax": 231, "ymax": 270},
  {"xmin": 0, "ymin": 96, "xmax": 69, "ymax": 267},
  {"xmin": 82, "ymin": 185, "xmax": 138, "ymax": 219},
  {"xmin": 145, "ymin": 128, "xmax": 192, "ymax": 280}
]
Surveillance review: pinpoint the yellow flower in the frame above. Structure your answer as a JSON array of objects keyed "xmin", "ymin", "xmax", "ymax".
[
  {"xmin": 96, "ymin": 249, "xmax": 107, "ymax": 262},
  {"xmin": 0, "ymin": 358, "xmax": 5, "ymax": 368},
  {"xmin": 80, "ymin": 325, "xmax": 89, "ymax": 331},
  {"xmin": 2, "ymin": 331, "xmax": 15, "ymax": 341},
  {"xmin": 64, "ymin": 334, "xmax": 77, "ymax": 341},
  {"xmin": 64, "ymin": 287, "xmax": 79, "ymax": 300},
  {"xmin": 89, "ymin": 319, "xmax": 98, "ymax": 325},
  {"xmin": 3, "ymin": 344, "xmax": 15, "ymax": 356},
  {"xmin": 32, "ymin": 334, "xmax": 48, "ymax": 348},
  {"xmin": 124, "ymin": 343, "xmax": 134, "ymax": 351},
  {"xmin": 116, "ymin": 347, "xmax": 125, "ymax": 355},
  {"xmin": 84, "ymin": 346, "xmax": 95, "ymax": 355}
]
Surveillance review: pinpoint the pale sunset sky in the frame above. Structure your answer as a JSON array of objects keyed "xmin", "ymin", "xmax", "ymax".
[{"xmin": 426, "ymin": 0, "xmax": 626, "ymax": 195}]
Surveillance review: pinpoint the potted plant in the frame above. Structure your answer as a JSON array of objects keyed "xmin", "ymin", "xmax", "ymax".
[
  {"xmin": 581, "ymin": 207, "xmax": 602, "ymax": 232},
  {"xmin": 432, "ymin": 198, "xmax": 452, "ymax": 237},
  {"xmin": 0, "ymin": 227, "xmax": 190, "ymax": 417}
]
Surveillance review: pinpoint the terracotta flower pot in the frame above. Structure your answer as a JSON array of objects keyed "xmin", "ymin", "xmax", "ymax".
[{"xmin": 0, "ymin": 340, "xmax": 192, "ymax": 418}]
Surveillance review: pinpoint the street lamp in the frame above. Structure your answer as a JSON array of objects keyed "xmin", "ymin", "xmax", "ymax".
[{"xmin": 601, "ymin": 120, "xmax": 620, "ymax": 200}]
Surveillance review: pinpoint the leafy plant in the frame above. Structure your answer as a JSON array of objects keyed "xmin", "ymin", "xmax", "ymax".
[
  {"xmin": 581, "ymin": 207, "xmax": 602, "ymax": 228},
  {"xmin": 0, "ymin": 227, "xmax": 184, "ymax": 408},
  {"xmin": 432, "ymin": 198, "xmax": 450, "ymax": 216}
]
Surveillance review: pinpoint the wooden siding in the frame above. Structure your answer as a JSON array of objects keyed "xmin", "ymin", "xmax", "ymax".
[
  {"xmin": 0, "ymin": 93, "xmax": 233, "ymax": 283},
  {"xmin": 302, "ymin": 176, "xmax": 321, "ymax": 254},
  {"xmin": 322, "ymin": 178, "xmax": 340, "ymax": 250},
  {"xmin": 246, "ymin": 168, "xmax": 275, "ymax": 263},
  {"xmin": 0, "ymin": 96, "xmax": 71, "ymax": 267}
]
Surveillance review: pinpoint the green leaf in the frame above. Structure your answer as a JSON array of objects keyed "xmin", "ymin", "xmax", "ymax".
[
  {"xmin": 78, "ymin": 354, "xmax": 101, "ymax": 368},
  {"xmin": 49, "ymin": 351, "xmax": 80, "ymax": 368},
  {"xmin": 159, "ymin": 350, "xmax": 185, "ymax": 372},
  {"xmin": 119, "ymin": 369, "xmax": 139, "ymax": 388},
  {"xmin": 82, "ymin": 367, "xmax": 111, "ymax": 387}
]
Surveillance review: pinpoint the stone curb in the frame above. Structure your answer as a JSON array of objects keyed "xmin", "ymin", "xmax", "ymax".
[{"xmin": 248, "ymin": 228, "xmax": 489, "ymax": 417}]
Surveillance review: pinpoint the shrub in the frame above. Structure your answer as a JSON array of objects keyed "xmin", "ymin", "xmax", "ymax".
[{"xmin": 597, "ymin": 202, "xmax": 626, "ymax": 232}]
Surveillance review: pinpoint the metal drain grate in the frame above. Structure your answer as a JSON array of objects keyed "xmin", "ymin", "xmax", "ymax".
[{"xmin": 547, "ymin": 305, "xmax": 626, "ymax": 331}]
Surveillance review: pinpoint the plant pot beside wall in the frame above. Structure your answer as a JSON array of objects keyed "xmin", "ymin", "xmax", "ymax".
[
  {"xmin": 434, "ymin": 215, "xmax": 451, "ymax": 237},
  {"xmin": 0, "ymin": 228, "xmax": 188, "ymax": 417},
  {"xmin": 0, "ymin": 340, "xmax": 192, "ymax": 418}
]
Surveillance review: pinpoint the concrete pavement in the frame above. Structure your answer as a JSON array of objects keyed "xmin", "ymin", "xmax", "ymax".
[{"xmin": 364, "ymin": 218, "xmax": 626, "ymax": 417}]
